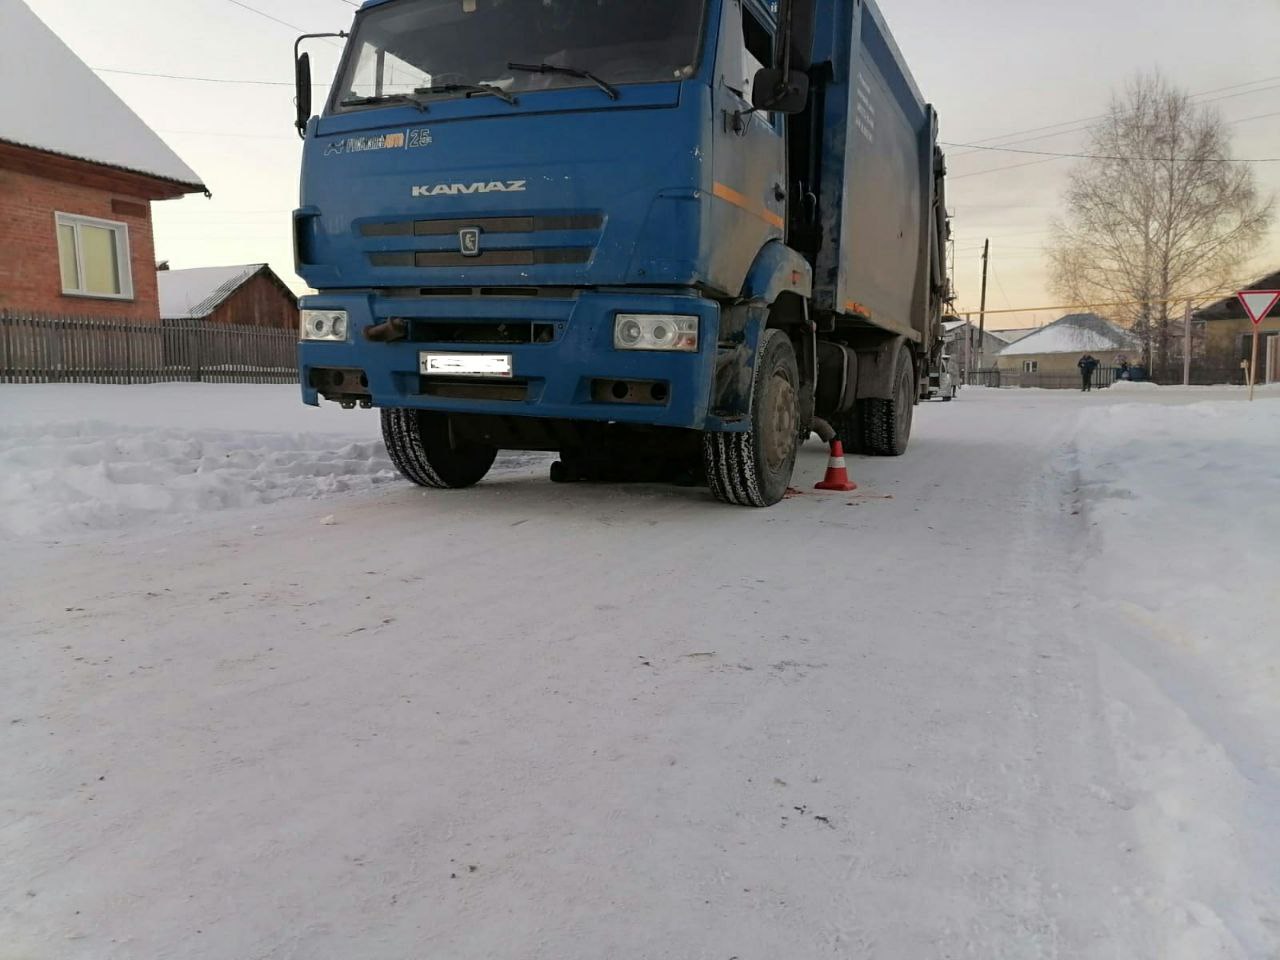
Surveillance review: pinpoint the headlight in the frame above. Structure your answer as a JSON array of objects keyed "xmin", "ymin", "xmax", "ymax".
[
  {"xmin": 301, "ymin": 309, "xmax": 350, "ymax": 342},
  {"xmin": 613, "ymin": 314, "xmax": 699, "ymax": 352}
]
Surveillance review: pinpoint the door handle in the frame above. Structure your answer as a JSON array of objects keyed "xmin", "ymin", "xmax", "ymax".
[{"xmin": 773, "ymin": 184, "xmax": 787, "ymax": 203}]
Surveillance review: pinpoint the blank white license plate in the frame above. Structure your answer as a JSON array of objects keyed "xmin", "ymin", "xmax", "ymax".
[{"xmin": 419, "ymin": 352, "xmax": 513, "ymax": 379}]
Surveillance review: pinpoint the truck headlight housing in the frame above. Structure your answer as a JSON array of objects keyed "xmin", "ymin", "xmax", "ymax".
[
  {"xmin": 301, "ymin": 309, "xmax": 350, "ymax": 342},
  {"xmin": 613, "ymin": 314, "xmax": 699, "ymax": 352}
]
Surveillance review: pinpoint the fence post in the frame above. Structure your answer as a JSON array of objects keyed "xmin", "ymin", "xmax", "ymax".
[
  {"xmin": 192, "ymin": 320, "xmax": 202, "ymax": 383},
  {"xmin": 0, "ymin": 311, "xmax": 10, "ymax": 384}
]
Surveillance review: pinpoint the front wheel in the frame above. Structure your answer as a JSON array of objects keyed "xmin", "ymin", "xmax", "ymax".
[
  {"xmin": 703, "ymin": 329, "xmax": 801, "ymax": 507},
  {"xmin": 381, "ymin": 409, "xmax": 497, "ymax": 489}
]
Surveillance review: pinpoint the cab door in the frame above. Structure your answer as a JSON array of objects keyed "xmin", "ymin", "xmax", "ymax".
[{"xmin": 707, "ymin": 0, "xmax": 787, "ymax": 295}]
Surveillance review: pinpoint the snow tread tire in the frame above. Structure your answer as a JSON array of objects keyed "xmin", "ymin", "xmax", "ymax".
[
  {"xmin": 381, "ymin": 408, "xmax": 496, "ymax": 489},
  {"xmin": 702, "ymin": 330, "xmax": 799, "ymax": 508},
  {"xmin": 861, "ymin": 347, "xmax": 914, "ymax": 458}
]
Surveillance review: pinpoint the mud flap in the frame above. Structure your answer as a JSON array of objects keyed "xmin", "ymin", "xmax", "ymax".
[
  {"xmin": 855, "ymin": 335, "xmax": 910, "ymax": 401},
  {"xmin": 709, "ymin": 302, "xmax": 769, "ymax": 427}
]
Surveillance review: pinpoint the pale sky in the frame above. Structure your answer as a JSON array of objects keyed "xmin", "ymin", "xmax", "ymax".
[{"xmin": 23, "ymin": 0, "xmax": 1280, "ymax": 328}]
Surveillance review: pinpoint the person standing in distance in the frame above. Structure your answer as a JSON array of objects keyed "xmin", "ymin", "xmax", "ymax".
[{"xmin": 1078, "ymin": 354, "xmax": 1100, "ymax": 391}]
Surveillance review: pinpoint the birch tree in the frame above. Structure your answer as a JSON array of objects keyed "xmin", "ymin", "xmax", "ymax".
[{"xmin": 1047, "ymin": 73, "xmax": 1272, "ymax": 373}]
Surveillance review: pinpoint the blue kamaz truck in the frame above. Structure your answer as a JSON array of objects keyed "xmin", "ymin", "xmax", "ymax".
[{"xmin": 293, "ymin": 0, "xmax": 951, "ymax": 507}]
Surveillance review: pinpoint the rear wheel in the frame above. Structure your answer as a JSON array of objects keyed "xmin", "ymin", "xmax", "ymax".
[
  {"xmin": 703, "ymin": 329, "xmax": 801, "ymax": 507},
  {"xmin": 861, "ymin": 347, "xmax": 915, "ymax": 457},
  {"xmin": 381, "ymin": 408, "xmax": 497, "ymax": 489}
]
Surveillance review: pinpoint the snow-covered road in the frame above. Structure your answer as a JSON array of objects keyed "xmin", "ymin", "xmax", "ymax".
[{"xmin": 2, "ymin": 384, "xmax": 1277, "ymax": 959}]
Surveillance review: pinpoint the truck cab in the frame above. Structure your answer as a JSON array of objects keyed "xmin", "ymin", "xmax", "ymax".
[{"xmin": 295, "ymin": 0, "xmax": 950, "ymax": 505}]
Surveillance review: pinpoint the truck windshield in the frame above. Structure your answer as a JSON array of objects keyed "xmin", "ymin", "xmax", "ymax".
[{"xmin": 332, "ymin": 0, "xmax": 707, "ymax": 111}]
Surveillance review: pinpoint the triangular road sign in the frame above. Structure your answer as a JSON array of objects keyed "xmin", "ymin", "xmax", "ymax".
[{"xmin": 1237, "ymin": 290, "xmax": 1280, "ymax": 326}]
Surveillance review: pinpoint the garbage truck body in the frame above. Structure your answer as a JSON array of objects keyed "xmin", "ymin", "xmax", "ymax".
[{"xmin": 294, "ymin": 0, "xmax": 951, "ymax": 506}]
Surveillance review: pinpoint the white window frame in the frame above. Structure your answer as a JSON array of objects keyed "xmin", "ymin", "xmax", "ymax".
[
  {"xmin": 1022, "ymin": 360, "xmax": 1039, "ymax": 373},
  {"xmin": 54, "ymin": 212, "xmax": 135, "ymax": 301}
]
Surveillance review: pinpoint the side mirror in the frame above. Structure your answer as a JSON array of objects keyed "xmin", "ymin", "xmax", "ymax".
[
  {"xmin": 295, "ymin": 52, "xmax": 313, "ymax": 138},
  {"xmin": 751, "ymin": 67, "xmax": 809, "ymax": 115}
]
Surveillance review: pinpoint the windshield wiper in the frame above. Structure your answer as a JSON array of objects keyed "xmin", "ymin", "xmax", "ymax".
[
  {"xmin": 507, "ymin": 62, "xmax": 619, "ymax": 100},
  {"xmin": 415, "ymin": 83, "xmax": 519, "ymax": 106},
  {"xmin": 340, "ymin": 93, "xmax": 429, "ymax": 112}
]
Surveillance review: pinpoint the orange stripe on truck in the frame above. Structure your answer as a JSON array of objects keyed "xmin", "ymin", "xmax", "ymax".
[{"xmin": 712, "ymin": 181, "xmax": 785, "ymax": 231}]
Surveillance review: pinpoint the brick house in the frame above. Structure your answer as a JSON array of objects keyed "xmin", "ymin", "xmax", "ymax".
[
  {"xmin": 158, "ymin": 264, "xmax": 300, "ymax": 330},
  {"xmin": 0, "ymin": 0, "xmax": 205, "ymax": 320}
]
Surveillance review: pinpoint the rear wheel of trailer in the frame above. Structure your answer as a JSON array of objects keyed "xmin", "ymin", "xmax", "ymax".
[{"xmin": 860, "ymin": 347, "xmax": 916, "ymax": 457}]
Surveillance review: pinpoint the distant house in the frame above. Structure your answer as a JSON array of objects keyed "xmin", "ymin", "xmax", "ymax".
[
  {"xmin": 158, "ymin": 264, "xmax": 299, "ymax": 330},
  {"xmin": 996, "ymin": 313, "xmax": 1141, "ymax": 383},
  {"xmin": 1194, "ymin": 269, "xmax": 1280, "ymax": 384},
  {"xmin": 942, "ymin": 318, "xmax": 1009, "ymax": 375},
  {"xmin": 988, "ymin": 327, "xmax": 1040, "ymax": 347},
  {"xmin": 0, "ymin": 0, "xmax": 205, "ymax": 319}
]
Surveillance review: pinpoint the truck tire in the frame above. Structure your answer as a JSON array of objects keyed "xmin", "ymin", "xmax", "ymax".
[
  {"xmin": 861, "ymin": 347, "xmax": 915, "ymax": 457},
  {"xmin": 381, "ymin": 408, "xmax": 497, "ymax": 489},
  {"xmin": 702, "ymin": 329, "xmax": 800, "ymax": 507}
]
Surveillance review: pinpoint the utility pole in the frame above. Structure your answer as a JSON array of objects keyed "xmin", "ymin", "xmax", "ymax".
[
  {"xmin": 977, "ymin": 239, "xmax": 990, "ymax": 371},
  {"xmin": 964, "ymin": 311, "xmax": 972, "ymax": 383},
  {"xmin": 1182, "ymin": 301, "xmax": 1193, "ymax": 386}
]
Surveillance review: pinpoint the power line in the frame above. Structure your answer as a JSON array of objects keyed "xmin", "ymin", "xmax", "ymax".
[
  {"xmin": 957, "ymin": 287, "xmax": 1240, "ymax": 317},
  {"xmin": 96, "ymin": 66, "xmax": 290, "ymax": 85},
  {"xmin": 991, "ymin": 264, "xmax": 1013, "ymax": 310},
  {"xmin": 948, "ymin": 85, "xmax": 1280, "ymax": 180},
  {"xmin": 950, "ymin": 156, "xmax": 1059, "ymax": 181},
  {"xmin": 94, "ymin": 67, "xmax": 331, "ymax": 87},
  {"xmin": 224, "ymin": 0, "xmax": 310, "ymax": 34},
  {"xmin": 950, "ymin": 74, "xmax": 1280, "ymax": 157},
  {"xmin": 223, "ymin": 0, "xmax": 345, "ymax": 45},
  {"xmin": 940, "ymin": 140, "xmax": 1280, "ymax": 164}
]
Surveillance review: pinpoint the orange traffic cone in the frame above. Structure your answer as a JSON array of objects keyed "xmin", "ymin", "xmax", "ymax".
[{"xmin": 815, "ymin": 439, "xmax": 857, "ymax": 492}]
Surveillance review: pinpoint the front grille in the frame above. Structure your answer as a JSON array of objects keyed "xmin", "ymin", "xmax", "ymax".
[
  {"xmin": 360, "ymin": 210, "xmax": 603, "ymax": 271},
  {"xmin": 381, "ymin": 287, "xmax": 578, "ymax": 298},
  {"xmin": 370, "ymin": 248, "xmax": 592, "ymax": 268},
  {"xmin": 361, "ymin": 213, "xmax": 602, "ymax": 238}
]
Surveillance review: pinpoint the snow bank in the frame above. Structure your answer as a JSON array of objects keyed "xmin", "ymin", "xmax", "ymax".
[
  {"xmin": 1107, "ymin": 379, "xmax": 1160, "ymax": 391},
  {"xmin": 1074, "ymin": 395, "xmax": 1280, "ymax": 955},
  {"xmin": 0, "ymin": 384, "xmax": 394, "ymax": 538}
]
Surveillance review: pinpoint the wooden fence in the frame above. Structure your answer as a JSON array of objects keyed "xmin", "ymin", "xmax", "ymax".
[{"xmin": 0, "ymin": 311, "xmax": 299, "ymax": 385}]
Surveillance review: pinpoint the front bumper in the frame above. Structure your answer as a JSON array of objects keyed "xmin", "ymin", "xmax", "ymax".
[{"xmin": 298, "ymin": 290, "xmax": 733, "ymax": 431}]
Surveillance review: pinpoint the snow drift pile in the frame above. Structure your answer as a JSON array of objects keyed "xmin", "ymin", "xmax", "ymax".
[{"xmin": 0, "ymin": 384, "xmax": 394, "ymax": 538}]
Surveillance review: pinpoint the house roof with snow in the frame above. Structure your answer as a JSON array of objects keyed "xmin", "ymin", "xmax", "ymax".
[
  {"xmin": 0, "ymin": 0, "xmax": 205, "ymax": 193},
  {"xmin": 997, "ymin": 314, "xmax": 1141, "ymax": 358},
  {"xmin": 158, "ymin": 265, "xmax": 294, "ymax": 320},
  {"xmin": 1195, "ymin": 269, "xmax": 1280, "ymax": 322},
  {"xmin": 989, "ymin": 327, "xmax": 1040, "ymax": 345}
]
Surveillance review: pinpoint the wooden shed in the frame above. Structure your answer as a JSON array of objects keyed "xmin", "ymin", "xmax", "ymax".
[{"xmin": 157, "ymin": 264, "xmax": 298, "ymax": 330}]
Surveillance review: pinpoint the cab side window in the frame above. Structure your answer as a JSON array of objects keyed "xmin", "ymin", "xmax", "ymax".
[
  {"xmin": 740, "ymin": 4, "xmax": 774, "ymax": 104},
  {"xmin": 742, "ymin": 5, "xmax": 773, "ymax": 69}
]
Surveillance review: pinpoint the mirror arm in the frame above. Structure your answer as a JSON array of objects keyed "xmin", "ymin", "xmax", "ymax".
[
  {"xmin": 294, "ymin": 32, "xmax": 349, "ymax": 140},
  {"xmin": 294, "ymin": 32, "xmax": 348, "ymax": 63},
  {"xmin": 776, "ymin": 0, "xmax": 795, "ymax": 76}
]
